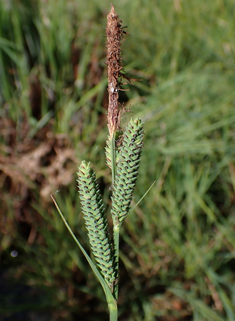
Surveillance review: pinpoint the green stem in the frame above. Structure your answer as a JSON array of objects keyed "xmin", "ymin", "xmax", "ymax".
[
  {"xmin": 111, "ymin": 134, "xmax": 116, "ymax": 186},
  {"xmin": 113, "ymin": 224, "xmax": 120, "ymax": 300},
  {"xmin": 108, "ymin": 302, "xmax": 118, "ymax": 321},
  {"xmin": 110, "ymin": 133, "xmax": 119, "ymax": 303}
]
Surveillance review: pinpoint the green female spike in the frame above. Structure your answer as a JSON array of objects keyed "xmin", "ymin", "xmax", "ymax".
[
  {"xmin": 111, "ymin": 118, "xmax": 144, "ymax": 226},
  {"xmin": 77, "ymin": 161, "xmax": 116, "ymax": 291}
]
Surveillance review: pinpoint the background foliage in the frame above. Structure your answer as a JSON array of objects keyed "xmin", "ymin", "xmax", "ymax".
[{"xmin": 1, "ymin": 0, "xmax": 235, "ymax": 320}]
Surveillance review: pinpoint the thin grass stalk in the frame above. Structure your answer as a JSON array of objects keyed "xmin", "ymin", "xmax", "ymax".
[
  {"xmin": 111, "ymin": 134, "xmax": 116, "ymax": 186},
  {"xmin": 111, "ymin": 133, "xmax": 119, "ymax": 302},
  {"xmin": 109, "ymin": 302, "xmax": 118, "ymax": 321},
  {"xmin": 113, "ymin": 224, "xmax": 120, "ymax": 301},
  {"xmin": 106, "ymin": 3, "xmax": 127, "ymax": 303}
]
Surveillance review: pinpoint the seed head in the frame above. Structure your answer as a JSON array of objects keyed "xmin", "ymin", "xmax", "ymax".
[{"xmin": 106, "ymin": 4, "xmax": 125, "ymax": 137}]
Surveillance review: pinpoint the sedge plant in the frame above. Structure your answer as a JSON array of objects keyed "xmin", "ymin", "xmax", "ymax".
[{"xmin": 52, "ymin": 5, "xmax": 144, "ymax": 320}]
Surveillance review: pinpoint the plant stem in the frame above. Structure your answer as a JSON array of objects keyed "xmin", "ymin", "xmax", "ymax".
[
  {"xmin": 111, "ymin": 134, "xmax": 116, "ymax": 186},
  {"xmin": 106, "ymin": 4, "xmax": 128, "ymax": 318},
  {"xmin": 108, "ymin": 302, "xmax": 118, "ymax": 321},
  {"xmin": 110, "ymin": 132, "xmax": 119, "ymax": 302},
  {"xmin": 113, "ymin": 224, "xmax": 120, "ymax": 301}
]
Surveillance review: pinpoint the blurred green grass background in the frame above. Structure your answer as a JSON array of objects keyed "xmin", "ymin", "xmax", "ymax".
[{"xmin": 1, "ymin": 0, "xmax": 235, "ymax": 320}]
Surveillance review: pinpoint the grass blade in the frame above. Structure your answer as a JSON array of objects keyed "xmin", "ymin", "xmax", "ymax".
[{"xmin": 50, "ymin": 194, "xmax": 117, "ymax": 308}]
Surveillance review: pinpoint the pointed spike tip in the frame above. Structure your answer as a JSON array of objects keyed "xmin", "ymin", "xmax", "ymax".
[{"xmin": 110, "ymin": 3, "xmax": 115, "ymax": 16}]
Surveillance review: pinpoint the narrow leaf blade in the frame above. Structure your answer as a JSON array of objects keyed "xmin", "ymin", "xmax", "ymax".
[{"xmin": 51, "ymin": 194, "xmax": 116, "ymax": 306}]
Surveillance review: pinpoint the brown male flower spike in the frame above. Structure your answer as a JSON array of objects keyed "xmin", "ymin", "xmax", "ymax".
[{"xmin": 106, "ymin": 4, "xmax": 125, "ymax": 138}]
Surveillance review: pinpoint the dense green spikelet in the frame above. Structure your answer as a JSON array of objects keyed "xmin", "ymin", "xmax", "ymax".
[
  {"xmin": 77, "ymin": 161, "xmax": 116, "ymax": 290},
  {"xmin": 111, "ymin": 118, "xmax": 144, "ymax": 225}
]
